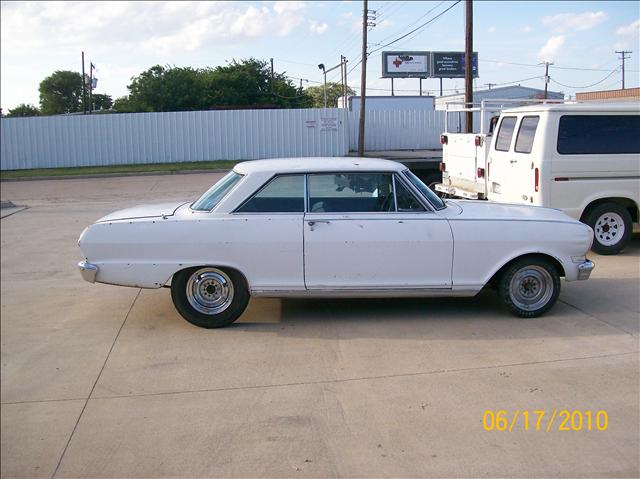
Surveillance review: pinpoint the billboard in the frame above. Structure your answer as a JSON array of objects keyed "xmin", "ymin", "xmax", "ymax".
[
  {"xmin": 382, "ymin": 51, "xmax": 430, "ymax": 78},
  {"xmin": 431, "ymin": 51, "xmax": 479, "ymax": 78}
]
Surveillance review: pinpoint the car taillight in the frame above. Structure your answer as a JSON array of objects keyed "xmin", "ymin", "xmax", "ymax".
[
  {"xmin": 440, "ymin": 134, "xmax": 448, "ymax": 145},
  {"xmin": 475, "ymin": 136, "xmax": 482, "ymax": 147},
  {"xmin": 534, "ymin": 167, "xmax": 539, "ymax": 192},
  {"xmin": 477, "ymin": 167, "xmax": 485, "ymax": 178},
  {"xmin": 439, "ymin": 162, "xmax": 446, "ymax": 172}
]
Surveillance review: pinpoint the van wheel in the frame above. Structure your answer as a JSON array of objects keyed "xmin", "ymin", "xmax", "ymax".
[
  {"xmin": 170, "ymin": 267, "xmax": 249, "ymax": 328},
  {"xmin": 498, "ymin": 257, "xmax": 560, "ymax": 318},
  {"xmin": 584, "ymin": 203, "xmax": 632, "ymax": 255}
]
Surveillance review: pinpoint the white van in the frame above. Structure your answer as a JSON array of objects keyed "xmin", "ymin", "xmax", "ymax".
[{"xmin": 487, "ymin": 103, "xmax": 639, "ymax": 254}]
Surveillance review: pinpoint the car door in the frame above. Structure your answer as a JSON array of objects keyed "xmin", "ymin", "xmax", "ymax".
[
  {"xmin": 488, "ymin": 115, "xmax": 529, "ymax": 204},
  {"xmin": 304, "ymin": 172, "xmax": 453, "ymax": 290}
]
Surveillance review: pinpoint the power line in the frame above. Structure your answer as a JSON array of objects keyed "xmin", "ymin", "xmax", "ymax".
[
  {"xmin": 373, "ymin": 1, "xmax": 446, "ymax": 45},
  {"xmin": 369, "ymin": 1, "xmax": 462, "ymax": 56},
  {"xmin": 550, "ymin": 68, "xmax": 620, "ymax": 89},
  {"xmin": 482, "ymin": 58, "xmax": 639, "ymax": 73}
]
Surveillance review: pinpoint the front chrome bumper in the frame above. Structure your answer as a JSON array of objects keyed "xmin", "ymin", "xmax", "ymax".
[
  {"xmin": 577, "ymin": 260, "xmax": 595, "ymax": 280},
  {"xmin": 78, "ymin": 261, "xmax": 98, "ymax": 283}
]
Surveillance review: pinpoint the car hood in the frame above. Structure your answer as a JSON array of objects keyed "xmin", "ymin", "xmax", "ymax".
[
  {"xmin": 449, "ymin": 200, "xmax": 578, "ymax": 224},
  {"xmin": 96, "ymin": 201, "xmax": 189, "ymax": 223}
]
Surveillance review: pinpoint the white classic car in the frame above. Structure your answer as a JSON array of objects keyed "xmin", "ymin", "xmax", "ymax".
[{"xmin": 78, "ymin": 158, "xmax": 595, "ymax": 328}]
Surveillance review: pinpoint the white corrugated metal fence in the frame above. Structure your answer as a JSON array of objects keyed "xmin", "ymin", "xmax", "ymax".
[{"xmin": 1, "ymin": 108, "xmax": 349, "ymax": 170}]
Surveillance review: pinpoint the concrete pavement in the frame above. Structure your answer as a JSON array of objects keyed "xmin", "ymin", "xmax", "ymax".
[{"xmin": 1, "ymin": 173, "xmax": 638, "ymax": 478}]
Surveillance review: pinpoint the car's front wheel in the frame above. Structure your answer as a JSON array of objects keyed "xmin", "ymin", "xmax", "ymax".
[
  {"xmin": 498, "ymin": 257, "xmax": 560, "ymax": 318},
  {"xmin": 171, "ymin": 266, "xmax": 249, "ymax": 328}
]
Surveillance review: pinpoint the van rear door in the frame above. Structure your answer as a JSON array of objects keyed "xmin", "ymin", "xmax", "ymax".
[{"xmin": 488, "ymin": 114, "xmax": 541, "ymax": 205}]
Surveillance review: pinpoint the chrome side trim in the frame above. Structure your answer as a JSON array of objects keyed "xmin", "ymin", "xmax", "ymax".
[
  {"xmin": 78, "ymin": 261, "xmax": 98, "ymax": 283},
  {"xmin": 577, "ymin": 260, "xmax": 595, "ymax": 280},
  {"xmin": 250, "ymin": 287, "xmax": 480, "ymax": 298}
]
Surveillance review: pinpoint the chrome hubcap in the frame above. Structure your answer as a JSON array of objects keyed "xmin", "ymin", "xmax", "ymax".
[
  {"xmin": 509, "ymin": 265, "xmax": 554, "ymax": 312},
  {"xmin": 594, "ymin": 212, "xmax": 625, "ymax": 246},
  {"xmin": 186, "ymin": 268, "xmax": 234, "ymax": 315}
]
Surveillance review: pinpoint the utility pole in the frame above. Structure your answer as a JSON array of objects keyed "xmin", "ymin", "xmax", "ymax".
[
  {"xmin": 540, "ymin": 61, "xmax": 553, "ymax": 99},
  {"xmin": 89, "ymin": 62, "xmax": 95, "ymax": 114},
  {"xmin": 270, "ymin": 58, "xmax": 274, "ymax": 94},
  {"xmin": 615, "ymin": 50, "xmax": 631, "ymax": 89},
  {"xmin": 358, "ymin": 0, "xmax": 375, "ymax": 156},
  {"xmin": 81, "ymin": 52, "xmax": 86, "ymax": 114},
  {"xmin": 464, "ymin": 0, "xmax": 473, "ymax": 133},
  {"xmin": 484, "ymin": 83, "xmax": 495, "ymax": 90}
]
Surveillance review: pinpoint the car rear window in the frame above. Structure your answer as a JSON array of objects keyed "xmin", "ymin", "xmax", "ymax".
[
  {"xmin": 557, "ymin": 115, "xmax": 640, "ymax": 154},
  {"xmin": 514, "ymin": 116, "xmax": 540, "ymax": 154},
  {"xmin": 495, "ymin": 116, "xmax": 517, "ymax": 151},
  {"xmin": 308, "ymin": 173, "xmax": 395, "ymax": 213}
]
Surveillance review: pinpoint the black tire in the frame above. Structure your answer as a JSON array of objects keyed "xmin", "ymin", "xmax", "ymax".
[
  {"xmin": 583, "ymin": 202, "xmax": 632, "ymax": 255},
  {"xmin": 498, "ymin": 257, "xmax": 561, "ymax": 318},
  {"xmin": 170, "ymin": 266, "xmax": 249, "ymax": 328}
]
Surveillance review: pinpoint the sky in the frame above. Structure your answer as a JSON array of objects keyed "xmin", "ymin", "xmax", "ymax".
[{"xmin": 1, "ymin": 0, "xmax": 639, "ymax": 111}]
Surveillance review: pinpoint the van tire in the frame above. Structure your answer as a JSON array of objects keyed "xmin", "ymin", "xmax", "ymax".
[{"xmin": 584, "ymin": 203, "xmax": 632, "ymax": 255}]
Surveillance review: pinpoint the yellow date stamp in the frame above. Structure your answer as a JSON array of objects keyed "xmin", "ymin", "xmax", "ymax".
[{"xmin": 483, "ymin": 409, "xmax": 608, "ymax": 432}]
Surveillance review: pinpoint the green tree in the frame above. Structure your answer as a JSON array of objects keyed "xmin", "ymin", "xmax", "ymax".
[
  {"xmin": 120, "ymin": 59, "xmax": 312, "ymax": 113},
  {"xmin": 6, "ymin": 103, "xmax": 40, "ymax": 117},
  {"xmin": 39, "ymin": 70, "xmax": 83, "ymax": 115},
  {"xmin": 306, "ymin": 82, "xmax": 355, "ymax": 108},
  {"xmin": 90, "ymin": 93, "xmax": 113, "ymax": 111}
]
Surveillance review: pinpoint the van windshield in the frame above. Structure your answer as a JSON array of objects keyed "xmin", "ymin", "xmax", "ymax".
[{"xmin": 191, "ymin": 171, "xmax": 243, "ymax": 211}]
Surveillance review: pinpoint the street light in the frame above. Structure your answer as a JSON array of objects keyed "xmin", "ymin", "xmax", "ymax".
[{"xmin": 318, "ymin": 63, "xmax": 327, "ymax": 108}]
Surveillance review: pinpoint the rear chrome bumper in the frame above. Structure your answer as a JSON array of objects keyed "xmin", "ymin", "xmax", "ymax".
[
  {"xmin": 78, "ymin": 261, "xmax": 98, "ymax": 283},
  {"xmin": 577, "ymin": 260, "xmax": 595, "ymax": 280}
]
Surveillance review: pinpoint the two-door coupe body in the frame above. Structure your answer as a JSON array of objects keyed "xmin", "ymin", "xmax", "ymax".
[{"xmin": 78, "ymin": 158, "xmax": 595, "ymax": 328}]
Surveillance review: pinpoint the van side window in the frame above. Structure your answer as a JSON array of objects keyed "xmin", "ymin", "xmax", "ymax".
[
  {"xmin": 495, "ymin": 116, "xmax": 517, "ymax": 151},
  {"xmin": 557, "ymin": 115, "xmax": 640, "ymax": 154},
  {"xmin": 514, "ymin": 116, "xmax": 540, "ymax": 154}
]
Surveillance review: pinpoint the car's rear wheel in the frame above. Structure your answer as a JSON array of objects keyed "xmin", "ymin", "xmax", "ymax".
[
  {"xmin": 498, "ymin": 257, "xmax": 560, "ymax": 318},
  {"xmin": 584, "ymin": 203, "xmax": 632, "ymax": 255},
  {"xmin": 171, "ymin": 266, "xmax": 249, "ymax": 328}
]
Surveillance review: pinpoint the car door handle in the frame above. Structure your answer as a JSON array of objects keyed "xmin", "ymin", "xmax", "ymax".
[
  {"xmin": 509, "ymin": 159, "xmax": 517, "ymax": 164},
  {"xmin": 308, "ymin": 220, "xmax": 330, "ymax": 231}
]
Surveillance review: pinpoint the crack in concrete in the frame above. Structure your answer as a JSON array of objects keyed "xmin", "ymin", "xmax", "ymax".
[
  {"xmin": 559, "ymin": 298, "xmax": 637, "ymax": 337},
  {"xmin": 5, "ymin": 350, "xmax": 636, "ymax": 409},
  {"xmin": 50, "ymin": 288, "xmax": 141, "ymax": 479}
]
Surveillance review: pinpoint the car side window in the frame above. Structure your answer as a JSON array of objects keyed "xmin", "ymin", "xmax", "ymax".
[
  {"xmin": 395, "ymin": 176, "xmax": 425, "ymax": 211},
  {"xmin": 514, "ymin": 116, "xmax": 540, "ymax": 154},
  {"xmin": 236, "ymin": 175, "xmax": 304, "ymax": 213},
  {"xmin": 308, "ymin": 173, "xmax": 395, "ymax": 213},
  {"xmin": 495, "ymin": 116, "xmax": 517, "ymax": 152}
]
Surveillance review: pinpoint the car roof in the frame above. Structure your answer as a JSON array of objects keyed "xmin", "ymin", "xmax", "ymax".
[
  {"xmin": 233, "ymin": 157, "xmax": 406, "ymax": 175},
  {"xmin": 503, "ymin": 102, "xmax": 639, "ymax": 114}
]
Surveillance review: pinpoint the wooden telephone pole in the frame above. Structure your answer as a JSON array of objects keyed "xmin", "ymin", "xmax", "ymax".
[
  {"xmin": 357, "ymin": 0, "xmax": 369, "ymax": 156},
  {"xmin": 464, "ymin": 0, "xmax": 473, "ymax": 133}
]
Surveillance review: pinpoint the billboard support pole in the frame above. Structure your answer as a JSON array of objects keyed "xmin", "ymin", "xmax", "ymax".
[
  {"xmin": 440, "ymin": 78, "xmax": 443, "ymax": 97},
  {"xmin": 419, "ymin": 78, "xmax": 422, "ymax": 96},
  {"xmin": 391, "ymin": 78, "xmax": 394, "ymax": 96}
]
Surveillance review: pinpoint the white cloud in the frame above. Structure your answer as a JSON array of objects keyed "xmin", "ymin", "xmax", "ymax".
[
  {"xmin": 0, "ymin": 1, "xmax": 307, "ymax": 57},
  {"xmin": 538, "ymin": 35, "xmax": 565, "ymax": 62},
  {"xmin": 542, "ymin": 11, "xmax": 607, "ymax": 33},
  {"xmin": 522, "ymin": 25, "xmax": 534, "ymax": 33},
  {"xmin": 309, "ymin": 20, "xmax": 329, "ymax": 34},
  {"xmin": 616, "ymin": 18, "xmax": 640, "ymax": 36},
  {"xmin": 614, "ymin": 19, "xmax": 640, "ymax": 49},
  {"xmin": 487, "ymin": 26, "xmax": 496, "ymax": 33}
]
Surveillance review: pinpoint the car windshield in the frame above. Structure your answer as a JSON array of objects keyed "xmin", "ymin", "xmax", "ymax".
[
  {"xmin": 403, "ymin": 170, "xmax": 446, "ymax": 210},
  {"xmin": 191, "ymin": 171, "xmax": 243, "ymax": 211}
]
